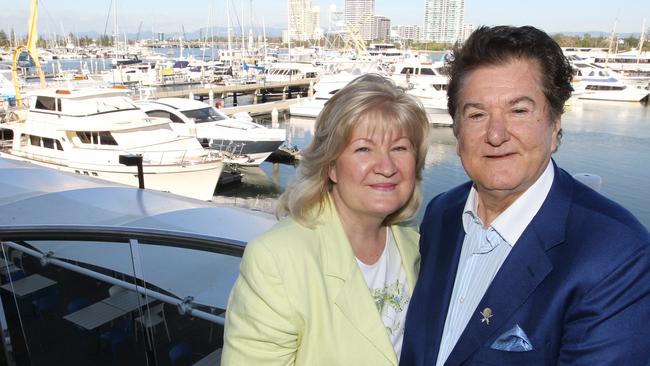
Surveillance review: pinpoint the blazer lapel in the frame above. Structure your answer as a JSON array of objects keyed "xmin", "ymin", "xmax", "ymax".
[
  {"xmin": 445, "ymin": 235, "xmax": 553, "ymax": 365},
  {"xmin": 423, "ymin": 201, "xmax": 467, "ymax": 365},
  {"xmin": 445, "ymin": 162, "xmax": 571, "ymax": 365},
  {"xmin": 319, "ymin": 198, "xmax": 397, "ymax": 365}
]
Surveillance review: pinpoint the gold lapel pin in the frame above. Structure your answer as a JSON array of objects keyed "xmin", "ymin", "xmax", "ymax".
[{"xmin": 480, "ymin": 307, "xmax": 493, "ymax": 325}]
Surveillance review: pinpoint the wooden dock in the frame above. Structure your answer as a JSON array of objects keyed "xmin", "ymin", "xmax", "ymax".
[
  {"xmin": 221, "ymin": 98, "xmax": 300, "ymax": 116},
  {"xmin": 144, "ymin": 78, "xmax": 317, "ymax": 101}
]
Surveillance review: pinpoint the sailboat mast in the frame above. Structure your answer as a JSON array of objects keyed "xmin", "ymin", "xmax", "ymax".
[
  {"xmin": 241, "ymin": 0, "xmax": 245, "ymax": 58},
  {"xmin": 114, "ymin": 0, "xmax": 119, "ymax": 54},
  {"xmin": 606, "ymin": 19, "xmax": 618, "ymax": 67},
  {"xmin": 227, "ymin": 0, "xmax": 232, "ymax": 54},
  {"xmin": 639, "ymin": 19, "xmax": 646, "ymax": 65}
]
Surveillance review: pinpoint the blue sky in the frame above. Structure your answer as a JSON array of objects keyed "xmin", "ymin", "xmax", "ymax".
[{"xmin": 3, "ymin": 0, "xmax": 649, "ymax": 36}]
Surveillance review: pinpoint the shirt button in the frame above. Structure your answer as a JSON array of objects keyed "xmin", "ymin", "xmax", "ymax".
[{"xmin": 459, "ymin": 297, "xmax": 465, "ymax": 303}]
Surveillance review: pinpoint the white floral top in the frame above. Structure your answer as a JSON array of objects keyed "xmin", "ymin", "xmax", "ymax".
[{"xmin": 355, "ymin": 228, "xmax": 411, "ymax": 360}]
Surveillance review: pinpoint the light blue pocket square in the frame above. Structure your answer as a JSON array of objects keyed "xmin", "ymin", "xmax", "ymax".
[{"xmin": 490, "ymin": 324, "xmax": 534, "ymax": 352}]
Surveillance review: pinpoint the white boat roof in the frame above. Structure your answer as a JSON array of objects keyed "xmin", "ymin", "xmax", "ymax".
[
  {"xmin": 0, "ymin": 157, "xmax": 277, "ymax": 309},
  {"xmin": 139, "ymin": 97, "xmax": 214, "ymax": 112},
  {"xmin": 27, "ymin": 87, "xmax": 130, "ymax": 100}
]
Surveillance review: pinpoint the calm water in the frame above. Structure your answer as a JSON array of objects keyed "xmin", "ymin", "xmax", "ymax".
[{"xmin": 215, "ymin": 100, "xmax": 650, "ymax": 229}]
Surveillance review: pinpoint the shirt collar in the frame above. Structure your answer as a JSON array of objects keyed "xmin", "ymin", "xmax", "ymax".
[{"xmin": 462, "ymin": 161, "xmax": 555, "ymax": 247}]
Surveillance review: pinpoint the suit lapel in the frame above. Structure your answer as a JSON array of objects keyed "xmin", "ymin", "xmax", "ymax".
[
  {"xmin": 319, "ymin": 198, "xmax": 397, "ymax": 365},
  {"xmin": 423, "ymin": 200, "xmax": 467, "ymax": 365},
  {"xmin": 445, "ymin": 162, "xmax": 571, "ymax": 365},
  {"xmin": 445, "ymin": 234, "xmax": 553, "ymax": 365}
]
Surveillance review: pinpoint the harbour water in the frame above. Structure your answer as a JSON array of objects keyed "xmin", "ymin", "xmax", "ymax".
[{"xmin": 216, "ymin": 100, "xmax": 650, "ymax": 229}]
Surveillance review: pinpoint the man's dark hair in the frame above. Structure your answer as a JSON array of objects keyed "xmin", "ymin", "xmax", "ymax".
[{"xmin": 447, "ymin": 25, "xmax": 574, "ymax": 135}]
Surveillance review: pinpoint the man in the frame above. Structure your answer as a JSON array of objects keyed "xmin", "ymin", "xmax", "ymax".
[{"xmin": 401, "ymin": 25, "xmax": 650, "ymax": 365}]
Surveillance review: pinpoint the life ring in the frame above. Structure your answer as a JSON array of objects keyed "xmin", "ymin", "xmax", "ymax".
[{"xmin": 215, "ymin": 101, "xmax": 223, "ymax": 109}]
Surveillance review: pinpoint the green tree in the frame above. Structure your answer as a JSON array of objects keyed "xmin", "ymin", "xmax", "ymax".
[{"xmin": 0, "ymin": 30, "xmax": 9, "ymax": 48}]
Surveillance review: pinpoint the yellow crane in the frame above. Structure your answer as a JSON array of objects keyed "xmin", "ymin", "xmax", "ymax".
[{"xmin": 12, "ymin": 0, "xmax": 46, "ymax": 107}]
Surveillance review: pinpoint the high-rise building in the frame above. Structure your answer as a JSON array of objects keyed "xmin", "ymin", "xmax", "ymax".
[
  {"xmin": 288, "ymin": 0, "xmax": 321, "ymax": 42},
  {"xmin": 345, "ymin": 0, "xmax": 375, "ymax": 41},
  {"xmin": 422, "ymin": 0, "xmax": 465, "ymax": 43},
  {"xmin": 392, "ymin": 25, "xmax": 421, "ymax": 41},
  {"xmin": 373, "ymin": 16, "xmax": 391, "ymax": 41}
]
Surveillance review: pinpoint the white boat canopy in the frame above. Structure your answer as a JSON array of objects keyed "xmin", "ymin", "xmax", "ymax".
[{"xmin": 0, "ymin": 158, "xmax": 276, "ymax": 310}]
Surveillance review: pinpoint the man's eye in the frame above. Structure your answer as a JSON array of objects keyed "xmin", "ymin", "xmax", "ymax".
[{"xmin": 467, "ymin": 113, "xmax": 485, "ymax": 120}]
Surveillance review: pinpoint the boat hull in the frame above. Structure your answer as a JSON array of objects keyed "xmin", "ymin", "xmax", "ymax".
[{"xmin": 0, "ymin": 151, "xmax": 223, "ymax": 201}]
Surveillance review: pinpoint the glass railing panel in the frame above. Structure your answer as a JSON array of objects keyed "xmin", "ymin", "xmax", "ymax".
[
  {"xmin": 0, "ymin": 238, "xmax": 146, "ymax": 365},
  {"xmin": 133, "ymin": 239, "xmax": 237, "ymax": 365}
]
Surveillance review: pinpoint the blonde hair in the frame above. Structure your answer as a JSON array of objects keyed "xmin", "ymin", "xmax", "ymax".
[{"xmin": 276, "ymin": 73, "xmax": 429, "ymax": 227}]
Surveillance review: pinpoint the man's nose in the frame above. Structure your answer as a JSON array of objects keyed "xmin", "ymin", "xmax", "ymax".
[{"xmin": 485, "ymin": 115, "xmax": 510, "ymax": 146}]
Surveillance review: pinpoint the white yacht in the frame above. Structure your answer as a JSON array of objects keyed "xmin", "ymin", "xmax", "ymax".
[
  {"xmin": 572, "ymin": 62, "xmax": 650, "ymax": 102},
  {"xmin": 261, "ymin": 62, "xmax": 319, "ymax": 83},
  {"xmin": 0, "ymin": 88, "xmax": 224, "ymax": 201},
  {"xmin": 136, "ymin": 98, "xmax": 286, "ymax": 166},
  {"xmin": 389, "ymin": 61, "xmax": 449, "ymax": 91}
]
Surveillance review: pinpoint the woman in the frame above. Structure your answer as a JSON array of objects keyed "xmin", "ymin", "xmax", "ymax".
[{"xmin": 222, "ymin": 74, "xmax": 429, "ymax": 365}]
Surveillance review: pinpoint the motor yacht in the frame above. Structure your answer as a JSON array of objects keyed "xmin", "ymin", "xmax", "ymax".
[
  {"xmin": 571, "ymin": 62, "xmax": 650, "ymax": 102},
  {"xmin": 136, "ymin": 98, "xmax": 286, "ymax": 166},
  {"xmin": 0, "ymin": 88, "xmax": 224, "ymax": 201}
]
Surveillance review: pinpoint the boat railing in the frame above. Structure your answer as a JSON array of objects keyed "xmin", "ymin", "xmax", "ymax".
[
  {"xmin": 209, "ymin": 140, "xmax": 247, "ymax": 161},
  {"xmin": 0, "ymin": 224, "xmax": 245, "ymax": 364},
  {"xmin": 126, "ymin": 148, "xmax": 221, "ymax": 166},
  {"xmin": 9, "ymin": 150, "xmax": 67, "ymax": 166}
]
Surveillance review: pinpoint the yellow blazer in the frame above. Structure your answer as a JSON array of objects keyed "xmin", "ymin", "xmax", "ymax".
[{"xmin": 222, "ymin": 199, "xmax": 420, "ymax": 366}]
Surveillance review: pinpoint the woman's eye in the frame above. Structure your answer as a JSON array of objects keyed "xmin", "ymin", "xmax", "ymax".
[{"xmin": 354, "ymin": 147, "xmax": 370, "ymax": 153}]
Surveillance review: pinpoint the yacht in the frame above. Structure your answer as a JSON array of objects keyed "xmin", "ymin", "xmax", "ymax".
[
  {"xmin": 572, "ymin": 62, "xmax": 650, "ymax": 102},
  {"xmin": 0, "ymin": 88, "xmax": 224, "ymax": 201},
  {"xmin": 261, "ymin": 62, "xmax": 319, "ymax": 83},
  {"xmin": 136, "ymin": 98, "xmax": 286, "ymax": 166},
  {"xmin": 389, "ymin": 61, "xmax": 450, "ymax": 91}
]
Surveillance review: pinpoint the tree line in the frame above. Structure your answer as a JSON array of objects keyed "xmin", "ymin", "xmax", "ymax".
[{"xmin": 1, "ymin": 29, "xmax": 648, "ymax": 53}]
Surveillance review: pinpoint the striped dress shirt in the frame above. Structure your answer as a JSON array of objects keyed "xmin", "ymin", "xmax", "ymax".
[{"xmin": 435, "ymin": 162, "xmax": 555, "ymax": 365}]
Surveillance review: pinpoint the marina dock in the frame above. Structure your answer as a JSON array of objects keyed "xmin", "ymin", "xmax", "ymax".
[{"xmin": 138, "ymin": 78, "xmax": 317, "ymax": 101}]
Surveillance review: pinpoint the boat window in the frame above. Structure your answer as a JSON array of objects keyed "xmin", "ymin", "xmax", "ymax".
[
  {"xmin": 60, "ymin": 96, "xmax": 137, "ymax": 116},
  {"xmin": 29, "ymin": 135, "xmax": 41, "ymax": 146},
  {"xmin": 35, "ymin": 96, "xmax": 57, "ymax": 111},
  {"xmin": 181, "ymin": 107, "xmax": 226, "ymax": 123},
  {"xmin": 56, "ymin": 140, "xmax": 64, "ymax": 151},
  {"xmin": 146, "ymin": 110, "xmax": 176, "ymax": 121},
  {"xmin": 76, "ymin": 131, "xmax": 92, "ymax": 143},
  {"xmin": 42, "ymin": 137, "xmax": 55, "ymax": 149},
  {"xmin": 420, "ymin": 68, "xmax": 436, "ymax": 75},
  {"xmin": 400, "ymin": 67, "xmax": 414, "ymax": 75},
  {"xmin": 0, "ymin": 128, "xmax": 13, "ymax": 141},
  {"xmin": 99, "ymin": 131, "xmax": 118, "ymax": 145}
]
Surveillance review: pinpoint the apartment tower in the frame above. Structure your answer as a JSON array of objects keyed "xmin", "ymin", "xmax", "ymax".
[
  {"xmin": 344, "ymin": 0, "xmax": 375, "ymax": 41},
  {"xmin": 288, "ymin": 0, "xmax": 321, "ymax": 41},
  {"xmin": 422, "ymin": 0, "xmax": 465, "ymax": 43}
]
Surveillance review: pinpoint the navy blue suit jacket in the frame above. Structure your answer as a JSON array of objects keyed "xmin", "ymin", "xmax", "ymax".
[{"xmin": 401, "ymin": 164, "xmax": 650, "ymax": 365}]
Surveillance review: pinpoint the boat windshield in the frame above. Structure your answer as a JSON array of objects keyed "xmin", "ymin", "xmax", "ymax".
[
  {"xmin": 181, "ymin": 107, "xmax": 226, "ymax": 123},
  {"xmin": 64, "ymin": 96, "xmax": 139, "ymax": 116}
]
